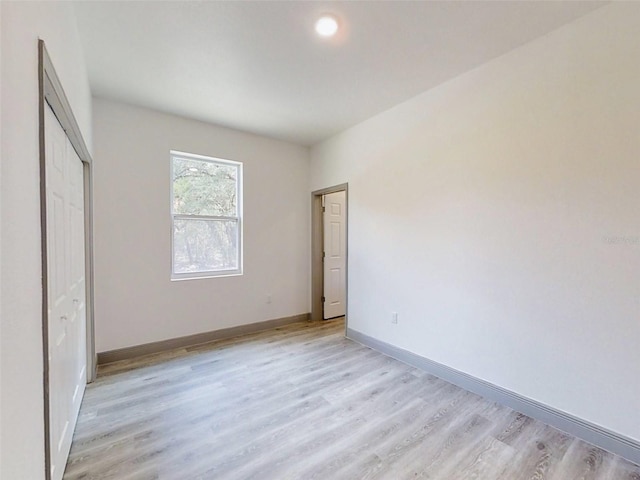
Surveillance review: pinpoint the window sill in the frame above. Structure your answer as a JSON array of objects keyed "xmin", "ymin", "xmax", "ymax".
[{"xmin": 171, "ymin": 272, "xmax": 243, "ymax": 282}]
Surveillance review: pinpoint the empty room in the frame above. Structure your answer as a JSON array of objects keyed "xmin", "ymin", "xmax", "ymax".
[{"xmin": 1, "ymin": 1, "xmax": 640, "ymax": 479}]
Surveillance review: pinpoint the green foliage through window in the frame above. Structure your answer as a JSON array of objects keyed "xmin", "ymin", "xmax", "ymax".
[
  {"xmin": 171, "ymin": 152, "xmax": 242, "ymax": 276},
  {"xmin": 173, "ymin": 157, "xmax": 237, "ymax": 216}
]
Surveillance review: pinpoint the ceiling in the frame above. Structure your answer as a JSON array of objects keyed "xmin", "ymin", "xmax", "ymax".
[{"xmin": 73, "ymin": 1, "xmax": 605, "ymax": 146}]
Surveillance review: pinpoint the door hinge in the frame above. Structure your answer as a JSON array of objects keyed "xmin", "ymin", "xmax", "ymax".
[
  {"xmin": 322, "ymin": 206, "xmax": 326, "ymax": 213},
  {"xmin": 321, "ymin": 296, "xmax": 326, "ymax": 303},
  {"xmin": 322, "ymin": 251, "xmax": 326, "ymax": 259}
]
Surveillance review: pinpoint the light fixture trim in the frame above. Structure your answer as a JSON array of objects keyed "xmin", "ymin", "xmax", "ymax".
[{"xmin": 315, "ymin": 14, "xmax": 339, "ymax": 38}]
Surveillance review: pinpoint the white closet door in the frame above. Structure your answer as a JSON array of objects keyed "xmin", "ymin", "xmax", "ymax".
[
  {"xmin": 45, "ymin": 105, "xmax": 87, "ymax": 480},
  {"xmin": 67, "ymin": 135, "xmax": 87, "ymax": 418}
]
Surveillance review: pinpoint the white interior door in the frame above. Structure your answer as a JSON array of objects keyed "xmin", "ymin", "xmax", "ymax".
[
  {"xmin": 45, "ymin": 105, "xmax": 87, "ymax": 480},
  {"xmin": 323, "ymin": 191, "xmax": 346, "ymax": 319}
]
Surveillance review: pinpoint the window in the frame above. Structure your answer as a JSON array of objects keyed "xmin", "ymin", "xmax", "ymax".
[{"xmin": 171, "ymin": 151, "xmax": 242, "ymax": 279}]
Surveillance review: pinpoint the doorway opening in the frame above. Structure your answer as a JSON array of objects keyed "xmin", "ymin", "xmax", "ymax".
[{"xmin": 311, "ymin": 184, "xmax": 348, "ymax": 327}]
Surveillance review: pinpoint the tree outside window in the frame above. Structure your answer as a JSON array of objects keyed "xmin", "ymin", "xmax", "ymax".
[{"xmin": 171, "ymin": 151, "xmax": 242, "ymax": 278}]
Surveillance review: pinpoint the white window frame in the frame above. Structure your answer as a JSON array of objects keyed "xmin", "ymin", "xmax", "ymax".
[{"xmin": 170, "ymin": 150, "xmax": 243, "ymax": 280}]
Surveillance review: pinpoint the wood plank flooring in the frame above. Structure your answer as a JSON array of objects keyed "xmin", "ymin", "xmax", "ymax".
[{"xmin": 64, "ymin": 319, "xmax": 640, "ymax": 480}]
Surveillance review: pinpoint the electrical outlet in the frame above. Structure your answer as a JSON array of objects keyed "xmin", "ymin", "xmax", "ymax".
[{"xmin": 391, "ymin": 312, "xmax": 398, "ymax": 324}]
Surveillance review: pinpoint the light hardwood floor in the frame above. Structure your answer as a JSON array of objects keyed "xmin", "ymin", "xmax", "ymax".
[{"xmin": 64, "ymin": 319, "xmax": 640, "ymax": 480}]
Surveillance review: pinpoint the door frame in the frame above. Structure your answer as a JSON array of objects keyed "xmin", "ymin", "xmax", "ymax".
[
  {"xmin": 311, "ymin": 183, "xmax": 348, "ymax": 327},
  {"xmin": 38, "ymin": 40, "xmax": 96, "ymax": 480}
]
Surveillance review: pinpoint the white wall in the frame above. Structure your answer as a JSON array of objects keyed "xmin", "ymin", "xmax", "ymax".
[
  {"xmin": 0, "ymin": 2, "xmax": 4, "ymax": 472},
  {"xmin": 93, "ymin": 98, "xmax": 310, "ymax": 353},
  {"xmin": 311, "ymin": 3, "xmax": 640, "ymax": 442},
  {"xmin": 0, "ymin": 2, "xmax": 92, "ymax": 479}
]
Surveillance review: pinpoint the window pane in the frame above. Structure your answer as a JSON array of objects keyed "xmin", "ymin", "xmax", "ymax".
[
  {"xmin": 173, "ymin": 218, "xmax": 239, "ymax": 273},
  {"xmin": 173, "ymin": 157, "xmax": 237, "ymax": 216}
]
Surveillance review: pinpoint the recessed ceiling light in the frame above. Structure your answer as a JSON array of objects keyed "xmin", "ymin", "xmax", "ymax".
[{"xmin": 315, "ymin": 15, "xmax": 339, "ymax": 38}]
